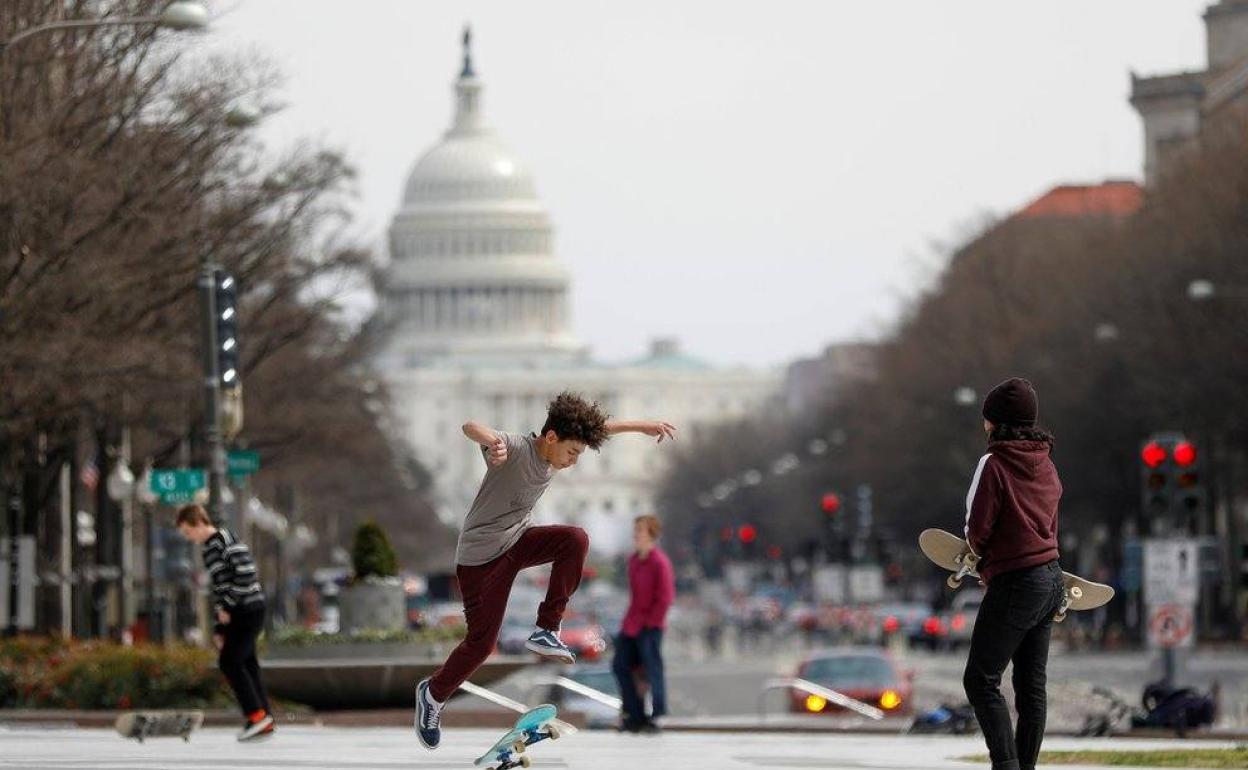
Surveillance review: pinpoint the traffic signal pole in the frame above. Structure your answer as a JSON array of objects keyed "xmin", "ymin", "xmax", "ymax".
[{"xmin": 198, "ymin": 263, "xmax": 227, "ymax": 527}]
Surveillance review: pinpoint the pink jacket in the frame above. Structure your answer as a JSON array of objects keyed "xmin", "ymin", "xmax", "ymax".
[{"xmin": 620, "ymin": 547, "xmax": 675, "ymax": 637}]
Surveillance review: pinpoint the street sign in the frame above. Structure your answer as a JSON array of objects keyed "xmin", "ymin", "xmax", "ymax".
[
  {"xmin": 148, "ymin": 468, "xmax": 206, "ymax": 506},
  {"xmin": 1148, "ymin": 603, "xmax": 1195, "ymax": 649},
  {"xmin": 1144, "ymin": 538, "xmax": 1199, "ymax": 606},
  {"xmin": 227, "ymin": 450, "xmax": 260, "ymax": 479},
  {"xmin": 849, "ymin": 565, "xmax": 885, "ymax": 603},
  {"xmin": 813, "ymin": 565, "xmax": 847, "ymax": 604}
]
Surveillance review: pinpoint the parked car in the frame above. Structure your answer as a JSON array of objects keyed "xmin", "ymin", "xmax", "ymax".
[
  {"xmin": 791, "ymin": 647, "xmax": 914, "ymax": 717},
  {"xmin": 874, "ymin": 602, "xmax": 932, "ymax": 646},
  {"xmin": 942, "ymin": 587, "xmax": 983, "ymax": 648}
]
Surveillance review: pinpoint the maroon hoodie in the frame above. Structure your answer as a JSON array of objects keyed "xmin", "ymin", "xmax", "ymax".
[{"xmin": 963, "ymin": 440, "xmax": 1062, "ymax": 583}]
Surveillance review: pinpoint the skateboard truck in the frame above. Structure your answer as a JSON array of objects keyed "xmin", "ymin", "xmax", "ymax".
[
  {"xmin": 1053, "ymin": 584, "xmax": 1084, "ymax": 623},
  {"xmin": 494, "ymin": 725, "xmax": 561, "ymax": 770},
  {"xmin": 947, "ymin": 551, "xmax": 979, "ymax": 589}
]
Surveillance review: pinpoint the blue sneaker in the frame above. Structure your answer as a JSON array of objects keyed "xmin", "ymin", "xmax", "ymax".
[
  {"xmin": 525, "ymin": 627, "xmax": 575, "ymax": 664},
  {"xmin": 415, "ymin": 678, "xmax": 443, "ymax": 749}
]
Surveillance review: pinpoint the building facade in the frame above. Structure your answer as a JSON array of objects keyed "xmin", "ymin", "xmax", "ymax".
[
  {"xmin": 376, "ymin": 32, "xmax": 778, "ymax": 555},
  {"xmin": 1131, "ymin": 0, "xmax": 1248, "ymax": 185}
]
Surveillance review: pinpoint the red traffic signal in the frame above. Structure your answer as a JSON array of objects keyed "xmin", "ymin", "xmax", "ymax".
[
  {"xmin": 1141, "ymin": 441, "xmax": 1167, "ymax": 468},
  {"xmin": 738, "ymin": 524, "xmax": 758, "ymax": 544},
  {"xmin": 821, "ymin": 493, "xmax": 841, "ymax": 515},
  {"xmin": 1173, "ymin": 441, "xmax": 1197, "ymax": 467}
]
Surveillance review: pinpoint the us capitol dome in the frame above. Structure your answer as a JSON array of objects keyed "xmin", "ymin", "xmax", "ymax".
[{"xmin": 379, "ymin": 28, "xmax": 581, "ymax": 368}]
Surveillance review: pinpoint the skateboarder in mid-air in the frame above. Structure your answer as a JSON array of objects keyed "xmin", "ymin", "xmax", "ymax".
[
  {"xmin": 416, "ymin": 391, "xmax": 676, "ymax": 750},
  {"xmin": 175, "ymin": 505, "xmax": 274, "ymax": 742},
  {"xmin": 961, "ymin": 378, "xmax": 1064, "ymax": 770}
]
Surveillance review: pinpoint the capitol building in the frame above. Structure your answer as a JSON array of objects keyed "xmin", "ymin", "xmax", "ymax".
[{"xmin": 376, "ymin": 32, "xmax": 779, "ymax": 554}]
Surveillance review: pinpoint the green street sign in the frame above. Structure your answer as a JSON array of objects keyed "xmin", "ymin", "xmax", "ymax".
[
  {"xmin": 227, "ymin": 450, "xmax": 260, "ymax": 479},
  {"xmin": 149, "ymin": 468, "xmax": 206, "ymax": 505}
]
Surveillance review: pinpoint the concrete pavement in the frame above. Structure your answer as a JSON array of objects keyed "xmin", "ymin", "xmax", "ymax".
[{"xmin": 0, "ymin": 725, "xmax": 1238, "ymax": 770}]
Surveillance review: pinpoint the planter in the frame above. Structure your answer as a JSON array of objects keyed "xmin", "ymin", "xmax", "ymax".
[
  {"xmin": 265, "ymin": 641, "xmax": 454, "ymax": 661},
  {"xmin": 338, "ymin": 579, "xmax": 405, "ymax": 634}
]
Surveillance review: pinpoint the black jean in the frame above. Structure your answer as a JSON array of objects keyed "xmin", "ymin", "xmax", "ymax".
[
  {"xmin": 612, "ymin": 628, "xmax": 667, "ymax": 725},
  {"xmin": 963, "ymin": 560, "xmax": 1064, "ymax": 770},
  {"xmin": 219, "ymin": 604, "xmax": 270, "ymax": 717}
]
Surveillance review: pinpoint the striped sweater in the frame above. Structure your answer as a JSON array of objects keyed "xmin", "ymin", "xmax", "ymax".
[{"xmin": 203, "ymin": 528, "xmax": 265, "ymax": 623}]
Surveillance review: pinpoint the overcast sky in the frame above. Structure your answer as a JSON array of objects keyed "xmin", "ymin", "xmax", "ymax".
[{"xmin": 208, "ymin": 0, "xmax": 1211, "ymax": 367}]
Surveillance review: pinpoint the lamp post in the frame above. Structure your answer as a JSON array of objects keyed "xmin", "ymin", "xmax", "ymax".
[{"xmin": 0, "ymin": 2, "xmax": 208, "ymax": 55}]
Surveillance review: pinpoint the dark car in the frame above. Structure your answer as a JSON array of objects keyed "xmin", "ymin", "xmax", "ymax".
[{"xmin": 791, "ymin": 648, "xmax": 914, "ymax": 717}]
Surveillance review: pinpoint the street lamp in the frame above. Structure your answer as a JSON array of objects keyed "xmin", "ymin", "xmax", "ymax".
[
  {"xmin": 1093, "ymin": 322, "xmax": 1121, "ymax": 344},
  {"xmin": 953, "ymin": 386, "xmax": 977, "ymax": 407},
  {"xmin": 0, "ymin": 2, "xmax": 208, "ymax": 55},
  {"xmin": 1187, "ymin": 279, "xmax": 1216, "ymax": 302}
]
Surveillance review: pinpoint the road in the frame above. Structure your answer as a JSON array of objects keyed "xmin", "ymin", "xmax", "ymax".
[
  {"xmin": 493, "ymin": 644, "xmax": 1248, "ymax": 729},
  {"xmin": 0, "ymin": 725, "xmax": 1236, "ymax": 770}
]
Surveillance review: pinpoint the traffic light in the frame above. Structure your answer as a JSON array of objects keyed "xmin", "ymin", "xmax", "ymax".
[
  {"xmin": 738, "ymin": 524, "xmax": 758, "ymax": 544},
  {"xmin": 1140, "ymin": 438, "xmax": 1170, "ymax": 517},
  {"xmin": 214, "ymin": 269, "xmax": 241, "ymax": 391},
  {"xmin": 821, "ymin": 492, "xmax": 841, "ymax": 516},
  {"xmin": 1140, "ymin": 433, "xmax": 1205, "ymax": 528},
  {"xmin": 1171, "ymin": 440, "xmax": 1204, "ymax": 521}
]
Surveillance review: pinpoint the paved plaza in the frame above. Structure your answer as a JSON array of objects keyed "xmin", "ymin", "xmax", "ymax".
[{"xmin": 0, "ymin": 725, "xmax": 1235, "ymax": 770}]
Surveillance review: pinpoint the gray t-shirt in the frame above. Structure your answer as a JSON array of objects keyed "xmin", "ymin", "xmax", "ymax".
[{"xmin": 456, "ymin": 431, "xmax": 555, "ymax": 566}]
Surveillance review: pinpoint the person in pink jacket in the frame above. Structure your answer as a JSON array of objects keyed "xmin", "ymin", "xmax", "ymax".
[{"xmin": 612, "ymin": 514, "xmax": 675, "ymax": 733}]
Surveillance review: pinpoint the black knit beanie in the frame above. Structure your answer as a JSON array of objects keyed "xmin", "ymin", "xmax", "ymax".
[{"xmin": 982, "ymin": 377, "xmax": 1038, "ymax": 426}]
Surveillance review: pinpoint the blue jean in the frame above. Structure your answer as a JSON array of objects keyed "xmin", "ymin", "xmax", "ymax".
[
  {"xmin": 612, "ymin": 628, "xmax": 667, "ymax": 724},
  {"xmin": 963, "ymin": 560, "xmax": 1064, "ymax": 770}
]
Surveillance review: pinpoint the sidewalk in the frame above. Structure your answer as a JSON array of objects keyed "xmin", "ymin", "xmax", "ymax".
[{"xmin": 0, "ymin": 724, "xmax": 1240, "ymax": 770}]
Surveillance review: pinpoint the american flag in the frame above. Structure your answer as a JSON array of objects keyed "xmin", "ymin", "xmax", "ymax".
[{"xmin": 80, "ymin": 459, "xmax": 100, "ymax": 492}]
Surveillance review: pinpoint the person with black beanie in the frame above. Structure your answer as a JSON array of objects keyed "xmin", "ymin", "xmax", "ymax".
[{"xmin": 962, "ymin": 377, "xmax": 1064, "ymax": 770}]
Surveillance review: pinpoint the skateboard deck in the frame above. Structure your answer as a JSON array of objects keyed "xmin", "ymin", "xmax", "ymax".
[
  {"xmin": 115, "ymin": 710, "xmax": 204, "ymax": 742},
  {"xmin": 474, "ymin": 704, "xmax": 560, "ymax": 770},
  {"xmin": 919, "ymin": 528, "xmax": 1113, "ymax": 622}
]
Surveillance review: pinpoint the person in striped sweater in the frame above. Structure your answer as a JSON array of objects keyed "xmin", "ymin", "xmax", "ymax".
[{"xmin": 176, "ymin": 504, "xmax": 274, "ymax": 741}]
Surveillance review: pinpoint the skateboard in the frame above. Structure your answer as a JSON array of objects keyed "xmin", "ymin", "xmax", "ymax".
[
  {"xmin": 473, "ymin": 704, "xmax": 561, "ymax": 770},
  {"xmin": 918, "ymin": 528, "xmax": 1114, "ymax": 622},
  {"xmin": 115, "ymin": 710, "xmax": 204, "ymax": 742}
]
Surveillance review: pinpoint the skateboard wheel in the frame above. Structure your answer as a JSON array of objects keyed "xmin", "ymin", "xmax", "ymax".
[
  {"xmin": 519, "ymin": 756, "xmax": 532, "ymax": 768},
  {"xmin": 547, "ymin": 724, "xmax": 561, "ymax": 740},
  {"xmin": 946, "ymin": 575, "xmax": 962, "ymax": 589},
  {"xmin": 1070, "ymin": 586, "xmax": 1083, "ymax": 599},
  {"xmin": 512, "ymin": 741, "xmax": 526, "ymax": 754}
]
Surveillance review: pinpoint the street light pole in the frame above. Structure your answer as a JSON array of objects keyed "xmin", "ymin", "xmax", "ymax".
[{"xmin": 0, "ymin": 2, "xmax": 208, "ymax": 56}]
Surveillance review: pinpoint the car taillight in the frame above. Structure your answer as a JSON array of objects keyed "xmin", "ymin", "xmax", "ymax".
[
  {"xmin": 883, "ymin": 616, "xmax": 900, "ymax": 634},
  {"xmin": 950, "ymin": 613, "xmax": 966, "ymax": 631},
  {"xmin": 804, "ymin": 694, "xmax": 827, "ymax": 713},
  {"xmin": 880, "ymin": 690, "xmax": 902, "ymax": 710},
  {"xmin": 923, "ymin": 617, "xmax": 945, "ymax": 636}
]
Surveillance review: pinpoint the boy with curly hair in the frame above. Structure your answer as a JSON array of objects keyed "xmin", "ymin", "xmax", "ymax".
[{"xmin": 416, "ymin": 391, "xmax": 675, "ymax": 750}]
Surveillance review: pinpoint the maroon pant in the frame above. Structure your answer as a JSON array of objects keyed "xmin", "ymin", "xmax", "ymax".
[{"xmin": 429, "ymin": 525, "xmax": 589, "ymax": 702}]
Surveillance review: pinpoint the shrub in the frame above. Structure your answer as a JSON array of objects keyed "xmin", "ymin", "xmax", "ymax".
[
  {"xmin": 0, "ymin": 637, "xmax": 229, "ymax": 710},
  {"xmin": 351, "ymin": 519, "xmax": 399, "ymax": 580}
]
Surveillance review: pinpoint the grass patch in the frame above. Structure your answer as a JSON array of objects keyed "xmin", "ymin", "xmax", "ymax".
[{"xmin": 961, "ymin": 748, "xmax": 1248, "ymax": 768}]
